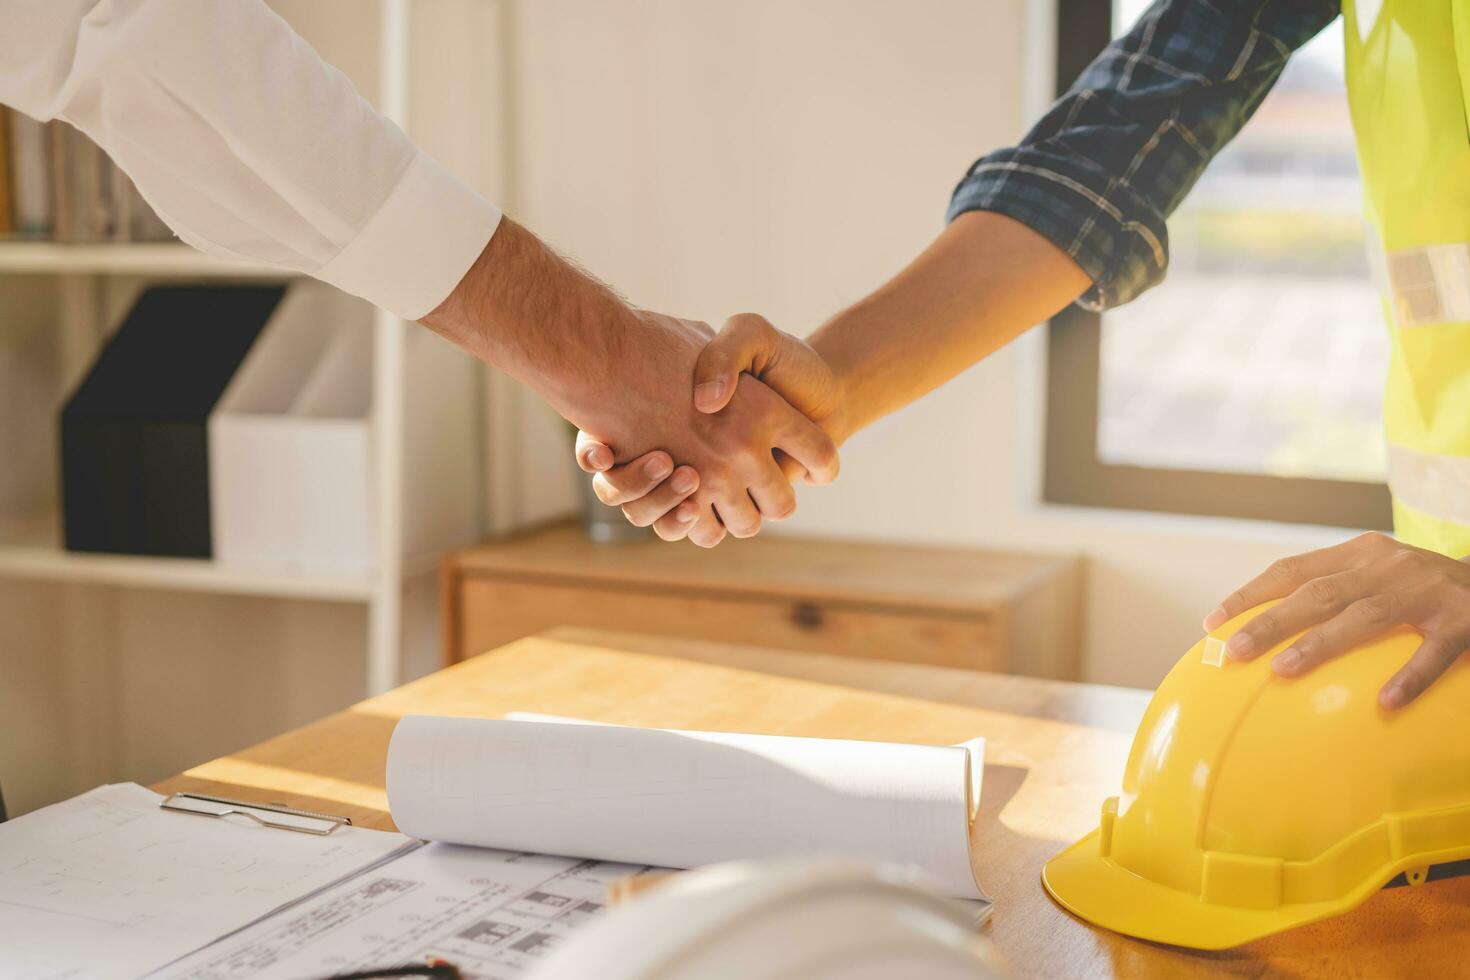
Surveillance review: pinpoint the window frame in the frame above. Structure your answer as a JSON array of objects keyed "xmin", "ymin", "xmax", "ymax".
[{"xmin": 1042, "ymin": 0, "xmax": 1392, "ymax": 530}]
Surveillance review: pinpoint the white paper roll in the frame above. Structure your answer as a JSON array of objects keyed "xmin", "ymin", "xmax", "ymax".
[{"xmin": 386, "ymin": 715, "xmax": 987, "ymax": 900}]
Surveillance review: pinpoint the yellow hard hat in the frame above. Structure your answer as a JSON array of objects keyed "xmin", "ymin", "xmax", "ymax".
[{"xmin": 1043, "ymin": 601, "xmax": 1470, "ymax": 950}]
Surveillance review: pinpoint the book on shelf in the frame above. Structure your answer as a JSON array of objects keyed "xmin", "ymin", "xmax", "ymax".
[
  {"xmin": 7, "ymin": 109, "xmax": 51, "ymax": 238},
  {"xmin": 0, "ymin": 107, "xmax": 10, "ymax": 235},
  {"xmin": 3, "ymin": 113, "xmax": 174, "ymax": 244}
]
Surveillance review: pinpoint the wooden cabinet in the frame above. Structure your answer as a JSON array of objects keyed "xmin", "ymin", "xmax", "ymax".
[{"xmin": 441, "ymin": 523, "xmax": 1083, "ymax": 678}]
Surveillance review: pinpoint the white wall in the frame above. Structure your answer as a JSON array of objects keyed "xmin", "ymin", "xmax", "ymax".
[{"xmin": 496, "ymin": 0, "xmax": 1349, "ymax": 688}]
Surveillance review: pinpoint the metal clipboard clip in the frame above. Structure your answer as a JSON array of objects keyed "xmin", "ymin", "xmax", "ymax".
[{"xmin": 160, "ymin": 792, "xmax": 352, "ymax": 836}]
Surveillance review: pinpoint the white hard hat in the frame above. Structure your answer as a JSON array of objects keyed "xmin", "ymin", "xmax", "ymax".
[{"xmin": 527, "ymin": 859, "xmax": 1004, "ymax": 980}]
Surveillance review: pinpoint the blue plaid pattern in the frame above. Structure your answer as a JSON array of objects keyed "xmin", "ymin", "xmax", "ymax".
[{"xmin": 948, "ymin": 0, "xmax": 1340, "ymax": 311}]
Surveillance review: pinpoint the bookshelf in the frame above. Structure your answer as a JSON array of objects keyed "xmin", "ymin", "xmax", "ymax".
[
  {"xmin": 0, "ymin": 242, "xmax": 281, "ymax": 278},
  {"xmin": 0, "ymin": 0, "xmax": 476, "ymax": 699},
  {"xmin": 0, "ymin": 511, "xmax": 375, "ymax": 601}
]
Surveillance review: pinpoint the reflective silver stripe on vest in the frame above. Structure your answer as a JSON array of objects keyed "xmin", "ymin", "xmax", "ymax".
[
  {"xmin": 1388, "ymin": 444, "xmax": 1470, "ymax": 525},
  {"xmin": 1380, "ymin": 243, "xmax": 1470, "ymax": 328}
]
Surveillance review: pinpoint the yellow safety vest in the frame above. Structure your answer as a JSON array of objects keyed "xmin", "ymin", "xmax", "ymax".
[{"xmin": 1344, "ymin": 0, "xmax": 1470, "ymax": 556}]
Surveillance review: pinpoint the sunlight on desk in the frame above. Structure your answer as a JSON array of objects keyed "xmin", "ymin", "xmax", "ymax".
[{"xmin": 184, "ymin": 757, "xmax": 388, "ymax": 814}]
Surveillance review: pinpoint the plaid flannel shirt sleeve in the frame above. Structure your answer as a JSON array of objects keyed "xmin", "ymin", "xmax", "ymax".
[{"xmin": 947, "ymin": 0, "xmax": 1340, "ymax": 311}]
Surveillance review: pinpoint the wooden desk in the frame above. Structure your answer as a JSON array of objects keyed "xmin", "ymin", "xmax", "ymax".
[{"xmin": 155, "ymin": 630, "xmax": 1467, "ymax": 979}]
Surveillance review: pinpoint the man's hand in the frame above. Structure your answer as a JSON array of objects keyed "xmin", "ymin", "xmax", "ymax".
[
  {"xmin": 419, "ymin": 220, "xmax": 836, "ymax": 545},
  {"xmin": 689, "ymin": 314, "xmax": 849, "ymax": 446},
  {"xmin": 1205, "ymin": 532, "xmax": 1470, "ymax": 709},
  {"xmin": 577, "ymin": 314, "xmax": 848, "ymax": 545}
]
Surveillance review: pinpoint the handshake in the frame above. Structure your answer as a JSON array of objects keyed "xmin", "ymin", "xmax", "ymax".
[
  {"xmin": 571, "ymin": 312, "xmax": 848, "ymax": 549},
  {"xmin": 427, "ymin": 214, "xmax": 1066, "ymax": 550}
]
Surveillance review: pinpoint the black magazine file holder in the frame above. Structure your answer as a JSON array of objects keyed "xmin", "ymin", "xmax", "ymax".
[{"xmin": 60, "ymin": 284, "xmax": 286, "ymax": 557}]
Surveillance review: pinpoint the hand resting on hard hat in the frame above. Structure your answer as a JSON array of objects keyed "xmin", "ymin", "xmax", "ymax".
[{"xmin": 1203, "ymin": 531, "xmax": 1470, "ymax": 710}]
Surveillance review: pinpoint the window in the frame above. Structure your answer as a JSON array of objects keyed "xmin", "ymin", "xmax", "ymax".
[{"xmin": 1043, "ymin": 0, "xmax": 1392, "ymax": 528}]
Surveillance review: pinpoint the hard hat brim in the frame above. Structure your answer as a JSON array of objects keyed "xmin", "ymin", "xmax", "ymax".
[{"xmin": 1042, "ymin": 830, "xmax": 1344, "ymax": 951}]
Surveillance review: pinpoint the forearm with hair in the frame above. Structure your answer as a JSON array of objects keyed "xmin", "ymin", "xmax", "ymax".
[
  {"xmin": 808, "ymin": 210, "xmax": 1092, "ymax": 441},
  {"xmin": 420, "ymin": 218, "xmax": 643, "ymax": 424}
]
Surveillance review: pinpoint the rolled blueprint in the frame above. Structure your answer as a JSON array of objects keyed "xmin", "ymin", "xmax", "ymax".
[{"xmin": 386, "ymin": 715, "xmax": 987, "ymax": 900}]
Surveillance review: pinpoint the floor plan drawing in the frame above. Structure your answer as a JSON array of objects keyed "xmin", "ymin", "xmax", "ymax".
[{"xmin": 159, "ymin": 843, "xmax": 660, "ymax": 980}]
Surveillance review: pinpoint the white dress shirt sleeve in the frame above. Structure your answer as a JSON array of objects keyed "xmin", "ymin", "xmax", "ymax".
[{"xmin": 0, "ymin": 0, "xmax": 502, "ymax": 321}]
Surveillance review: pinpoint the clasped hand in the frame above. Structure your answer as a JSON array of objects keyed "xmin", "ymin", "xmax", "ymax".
[{"xmin": 575, "ymin": 313, "xmax": 844, "ymax": 548}]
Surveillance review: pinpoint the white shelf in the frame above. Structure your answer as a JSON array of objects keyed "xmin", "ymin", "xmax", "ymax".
[
  {"xmin": 0, "ymin": 514, "xmax": 374, "ymax": 602},
  {"xmin": 0, "ymin": 242, "xmax": 287, "ymax": 278}
]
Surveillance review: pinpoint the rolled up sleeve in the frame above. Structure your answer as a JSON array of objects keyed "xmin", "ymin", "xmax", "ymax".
[
  {"xmin": 947, "ymin": 0, "xmax": 1339, "ymax": 311},
  {"xmin": 315, "ymin": 151, "xmax": 501, "ymax": 322}
]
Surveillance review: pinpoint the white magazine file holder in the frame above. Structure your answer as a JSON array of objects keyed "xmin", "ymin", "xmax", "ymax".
[{"xmin": 209, "ymin": 284, "xmax": 374, "ymax": 572}]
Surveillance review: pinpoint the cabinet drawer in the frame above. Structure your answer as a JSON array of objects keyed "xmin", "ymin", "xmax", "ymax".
[{"xmin": 455, "ymin": 578, "xmax": 1003, "ymax": 671}]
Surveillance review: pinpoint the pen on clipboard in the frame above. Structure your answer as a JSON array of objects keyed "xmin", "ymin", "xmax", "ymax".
[
  {"xmin": 304, "ymin": 958, "xmax": 461, "ymax": 980},
  {"xmin": 609, "ymin": 870, "xmax": 679, "ymax": 905}
]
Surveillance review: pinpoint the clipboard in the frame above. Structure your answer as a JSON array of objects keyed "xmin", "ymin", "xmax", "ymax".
[{"xmin": 161, "ymin": 791, "xmax": 351, "ymax": 835}]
